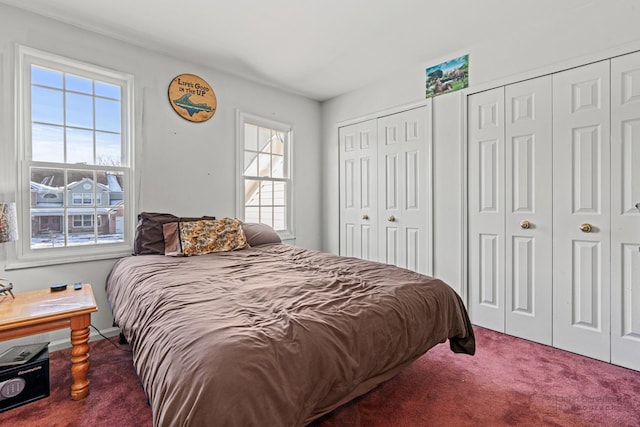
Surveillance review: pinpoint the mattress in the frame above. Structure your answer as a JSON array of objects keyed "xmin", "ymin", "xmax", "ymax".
[{"xmin": 106, "ymin": 243, "xmax": 475, "ymax": 426}]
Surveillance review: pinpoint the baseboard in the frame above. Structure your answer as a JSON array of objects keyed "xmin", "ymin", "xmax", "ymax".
[{"xmin": 48, "ymin": 326, "xmax": 121, "ymax": 352}]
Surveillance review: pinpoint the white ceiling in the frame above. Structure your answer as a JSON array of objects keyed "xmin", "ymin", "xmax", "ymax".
[{"xmin": 0, "ymin": 0, "xmax": 608, "ymax": 101}]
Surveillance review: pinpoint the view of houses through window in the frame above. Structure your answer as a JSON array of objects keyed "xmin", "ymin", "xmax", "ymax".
[{"xmin": 30, "ymin": 168, "xmax": 124, "ymax": 248}]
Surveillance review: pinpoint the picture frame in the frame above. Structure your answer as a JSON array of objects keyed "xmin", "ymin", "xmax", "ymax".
[
  {"xmin": 168, "ymin": 74, "xmax": 217, "ymax": 122},
  {"xmin": 425, "ymin": 54, "xmax": 469, "ymax": 98}
]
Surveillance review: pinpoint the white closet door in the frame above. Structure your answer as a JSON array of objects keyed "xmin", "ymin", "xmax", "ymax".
[
  {"xmin": 553, "ymin": 60, "xmax": 611, "ymax": 362},
  {"xmin": 504, "ymin": 77, "xmax": 553, "ymax": 345},
  {"xmin": 339, "ymin": 119, "xmax": 378, "ymax": 260},
  {"xmin": 377, "ymin": 106, "xmax": 430, "ymax": 274},
  {"xmin": 468, "ymin": 87, "xmax": 506, "ymax": 332},
  {"xmin": 611, "ymin": 51, "xmax": 640, "ymax": 371}
]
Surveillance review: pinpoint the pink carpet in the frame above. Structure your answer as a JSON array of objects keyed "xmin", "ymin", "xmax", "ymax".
[{"xmin": 1, "ymin": 326, "xmax": 638, "ymax": 426}]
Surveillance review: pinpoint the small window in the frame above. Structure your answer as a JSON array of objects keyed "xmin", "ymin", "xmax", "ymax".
[
  {"xmin": 73, "ymin": 215, "xmax": 94, "ymax": 228},
  {"xmin": 236, "ymin": 111, "xmax": 293, "ymax": 239}
]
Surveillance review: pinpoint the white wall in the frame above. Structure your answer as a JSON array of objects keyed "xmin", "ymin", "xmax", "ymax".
[
  {"xmin": 0, "ymin": 4, "xmax": 321, "ymax": 349},
  {"xmin": 321, "ymin": 2, "xmax": 640, "ymax": 296},
  {"xmin": 4, "ymin": 2, "xmax": 640, "ymax": 350}
]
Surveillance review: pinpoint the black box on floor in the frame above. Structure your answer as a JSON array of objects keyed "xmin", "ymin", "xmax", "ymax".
[{"xmin": 0, "ymin": 346, "xmax": 49, "ymax": 412}]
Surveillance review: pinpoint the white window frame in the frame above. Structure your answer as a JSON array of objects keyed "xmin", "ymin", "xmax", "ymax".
[
  {"xmin": 9, "ymin": 45, "xmax": 135, "ymax": 269},
  {"xmin": 236, "ymin": 110, "xmax": 294, "ymax": 241}
]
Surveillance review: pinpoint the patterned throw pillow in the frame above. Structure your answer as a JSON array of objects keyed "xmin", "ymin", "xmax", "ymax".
[{"xmin": 176, "ymin": 217, "xmax": 249, "ymax": 256}]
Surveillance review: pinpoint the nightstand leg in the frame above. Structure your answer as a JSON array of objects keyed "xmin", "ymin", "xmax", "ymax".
[{"xmin": 70, "ymin": 314, "xmax": 91, "ymax": 400}]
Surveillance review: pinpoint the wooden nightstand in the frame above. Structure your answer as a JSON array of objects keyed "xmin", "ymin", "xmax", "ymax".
[{"xmin": 0, "ymin": 284, "xmax": 97, "ymax": 400}]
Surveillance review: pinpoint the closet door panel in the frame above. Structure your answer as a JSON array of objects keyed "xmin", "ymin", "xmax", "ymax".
[
  {"xmin": 377, "ymin": 107, "xmax": 429, "ymax": 274},
  {"xmin": 505, "ymin": 76, "xmax": 553, "ymax": 345},
  {"xmin": 552, "ymin": 60, "xmax": 611, "ymax": 362},
  {"xmin": 468, "ymin": 87, "xmax": 506, "ymax": 332},
  {"xmin": 381, "ymin": 147, "xmax": 400, "ymax": 265},
  {"xmin": 339, "ymin": 120, "xmax": 378, "ymax": 260},
  {"xmin": 611, "ymin": 51, "xmax": 640, "ymax": 371}
]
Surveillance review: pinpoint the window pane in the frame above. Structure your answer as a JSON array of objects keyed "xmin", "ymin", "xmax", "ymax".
[
  {"xmin": 32, "ymin": 86, "xmax": 63, "ymax": 125},
  {"xmin": 272, "ymin": 154, "xmax": 284, "ymax": 178},
  {"xmin": 260, "ymin": 181, "xmax": 274, "ymax": 205},
  {"xmin": 105, "ymin": 172, "xmax": 124, "ymax": 207},
  {"xmin": 245, "ymin": 207, "xmax": 260, "ymax": 223},
  {"xmin": 66, "ymin": 92, "xmax": 94, "ymax": 128},
  {"xmin": 245, "ymin": 179, "xmax": 260, "ymax": 205},
  {"xmin": 258, "ymin": 127, "xmax": 271, "ymax": 152},
  {"xmin": 244, "ymin": 124, "xmax": 258, "ymax": 151},
  {"xmin": 31, "ymin": 66, "xmax": 62, "ymax": 89},
  {"xmin": 94, "ymin": 172, "xmax": 108, "ymax": 207},
  {"xmin": 95, "ymin": 81, "xmax": 121, "ymax": 100},
  {"xmin": 31, "ymin": 209, "xmax": 65, "ymax": 248},
  {"xmin": 272, "ymin": 132, "xmax": 284, "ymax": 155},
  {"xmin": 98, "ymin": 204, "xmax": 125, "ymax": 244},
  {"xmin": 261, "ymin": 207, "xmax": 273, "ymax": 228},
  {"xmin": 258, "ymin": 153, "xmax": 271, "ymax": 177},
  {"xmin": 96, "ymin": 132, "xmax": 122, "ymax": 166},
  {"xmin": 32, "ymin": 124, "xmax": 64, "ymax": 162},
  {"xmin": 95, "ymin": 98, "xmax": 121, "ymax": 132},
  {"xmin": 244, "ymin": 152, "xmax": 258, "ymax": 177},
  {"xmin": 67, "ymin": 208, "xmax": 96, "ymax": 246},
  {"xmin": 68, "ymin": 169, "xmax": 94, "ymax": 193},
  {"xmin": 99, "ymin": 212, "xmax": 124, "ymax": 243},
  {"xmin": 66, "ymin": 128, "xmax": 94, "ymax": 164},
  {"xmin": 273, "ymin": 207, "xmax": 286, "ymax": 231},
  {"xmin": 273, "ymin": 181, "xmax": 286, "ymax": 205},
  {"xmin": 30, "ymin": 168, "xmax": 65, "ymax": 208},
  {"xmin": 66, "ymin": 74, "xmax": 93, "ymax": 94},
  {"xmin": 104, "ymin": 172, "xmax": 125, "ymax": 243}
]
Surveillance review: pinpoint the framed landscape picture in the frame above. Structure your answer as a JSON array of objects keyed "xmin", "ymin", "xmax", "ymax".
[{"xmin": 425, "ymin": 54, "xmax": 469, "ymax": 98}]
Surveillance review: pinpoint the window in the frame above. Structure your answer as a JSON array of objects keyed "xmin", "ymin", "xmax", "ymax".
[
  {"xmin": 236, "ymin": 111, "xmax": 293, "ymax": 239},
  {"xmin": 73, "ymin": 215, "xmax": 100, "ymax": 228},
  {"xmin": 13, "ymin": 46, "xmax": 134, "ymax": 267},
  {"xmin": 71, "ymin": 192, "xmax": 101, "ymax": 206}
]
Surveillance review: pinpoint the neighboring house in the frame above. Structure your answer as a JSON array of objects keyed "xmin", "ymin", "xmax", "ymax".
[{"xmin": 30, "ymin": 175, "xmax": 124, "ymax": 237}]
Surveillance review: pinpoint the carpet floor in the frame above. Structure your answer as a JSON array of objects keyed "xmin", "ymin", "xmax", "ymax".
[{"xmin": 1, "ymin": 326, "xmax": 638, "ymax": 426}]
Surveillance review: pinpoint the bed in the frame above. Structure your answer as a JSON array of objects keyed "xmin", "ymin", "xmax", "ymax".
[{"xmin": 106, "ymin": 214, "xmax": 475, "ymax": 426}]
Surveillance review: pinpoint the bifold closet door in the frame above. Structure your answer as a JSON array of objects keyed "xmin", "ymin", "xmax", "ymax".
[
  {"xmin": 611, "ymin": 51, "xmax": 640, "ymax": 371},
  {"xmin": 468, "ymin": 87, "xmax": 506, "ymax": 332},
  {"xmin": 504, "ymin": 77, "xmax": 553, "ymax": 345},
  {"xmin": 552, "ymin": 60, "xmax": 611, "ymax": 362},
  {"xmin": 377, "ymin": 106, "xmax": 429, "ymax": 274},
  {"xmin": 339, "ymin": 119, "xmax": 378, "ymax": 261},
  {"xmin": 468, "ymin": 78, "xmax": 553, "ymax": 343}
]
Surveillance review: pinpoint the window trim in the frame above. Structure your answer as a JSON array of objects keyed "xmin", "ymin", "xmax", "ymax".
[
  {"xmin": 7, "ymin": 45, "xmax": 135, "ymax": 270},
  {"xmin": 235, "ymin": 110, "xmax": 294, "ymax": 241}
]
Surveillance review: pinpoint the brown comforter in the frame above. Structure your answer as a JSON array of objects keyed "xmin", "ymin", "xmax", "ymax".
[{"xmin": 106, "ymin": 243, "xmax": 475, "ymax": 427}]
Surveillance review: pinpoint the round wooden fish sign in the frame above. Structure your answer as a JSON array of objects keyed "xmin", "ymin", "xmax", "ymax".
[{"xmin": 168, "ymin": 74, "xmax": 217, "ymax": 122}]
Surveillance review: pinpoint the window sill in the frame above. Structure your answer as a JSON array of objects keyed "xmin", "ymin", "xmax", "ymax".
[
  {"xmin": 5, "ymin": 247, "xmax": 133, "ymax": 270},
  {"xmin": 278, "ymin": 231, "xmax": 296, "ymax": 242}
]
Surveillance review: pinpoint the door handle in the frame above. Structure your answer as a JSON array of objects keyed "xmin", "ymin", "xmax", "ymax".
[
  {"xmin": 579, "ymin": 223, "xmax": 593, "ymax": 233},
  {"xmin": 520, "ymin": 220, "xmax": 531, "ymax": 229},
  {"xmin": 388, "ymin": 215, "xmax": 396, "ymax": 222},
  {"xmin": 362, "ymin": 214, "xmax": 369, "ymax": 220}
]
